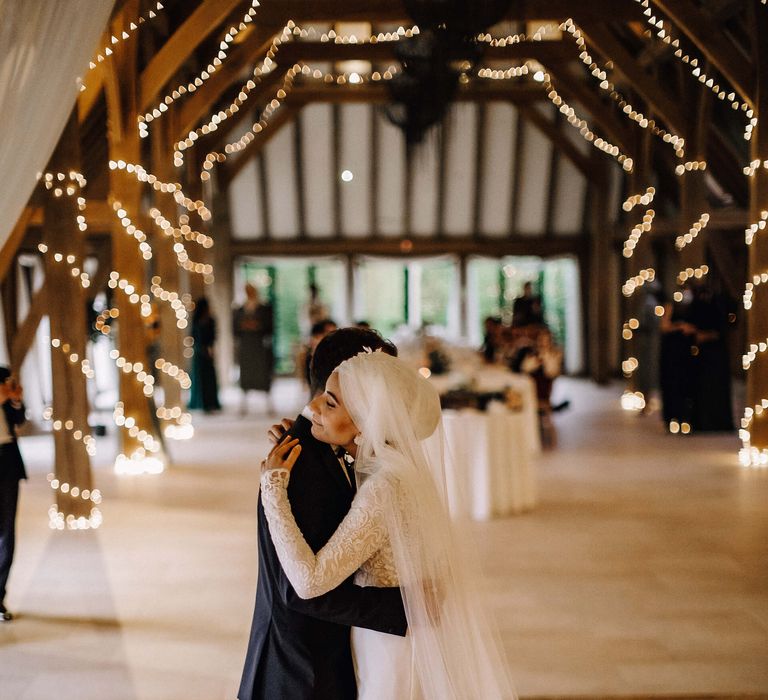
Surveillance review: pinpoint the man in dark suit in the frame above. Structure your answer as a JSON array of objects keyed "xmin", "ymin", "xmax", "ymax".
[
  {"xmin": 238, "ymin": 328, "xmax": 407, "ymax": 700},
  {"xmin": 0, "ymin": 366, "xmax": 26, "ymax": 622}
]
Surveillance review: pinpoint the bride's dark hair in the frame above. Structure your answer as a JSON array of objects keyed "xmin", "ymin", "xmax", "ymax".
[{"xmin": 309, "ymin": 327, "xmax": 397, "ymax": 396}]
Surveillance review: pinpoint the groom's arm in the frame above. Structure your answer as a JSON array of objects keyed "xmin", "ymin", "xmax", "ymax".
[{"xmin": 277, "ymin": 569, "xmax": 408, "ymax": 636}]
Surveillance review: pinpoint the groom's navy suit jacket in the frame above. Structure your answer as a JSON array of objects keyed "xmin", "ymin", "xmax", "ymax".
[{"xmin": 238, "ymin": 415, "xmax": 407, "ymax": 700}]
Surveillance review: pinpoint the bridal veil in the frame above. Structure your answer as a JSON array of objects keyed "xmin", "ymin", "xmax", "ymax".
[{"xmin": 337, "ymin": 351, "xmax": 517, "ymax": 699}]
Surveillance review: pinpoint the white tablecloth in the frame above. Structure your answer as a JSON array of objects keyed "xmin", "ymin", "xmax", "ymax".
[{"xmin": 442, "ymin": 401, "xmax": 538, "ymax": 521}]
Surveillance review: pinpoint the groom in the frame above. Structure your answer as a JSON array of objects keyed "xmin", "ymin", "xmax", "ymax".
[{"xmin": 238, "ymin": 327, "xmax": 407, "ymax": 700}]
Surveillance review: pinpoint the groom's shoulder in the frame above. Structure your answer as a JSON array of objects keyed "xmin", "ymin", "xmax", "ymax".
[
  {"xmin": 287, "ymin": 413, "xmax": 315, "ymax": 441},
  {"xmin": 286, "ymin": 414, "xmax": 329, "ymax": 457}
]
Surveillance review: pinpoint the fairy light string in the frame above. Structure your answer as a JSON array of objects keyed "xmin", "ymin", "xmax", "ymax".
[{"xmin": 138, "ymin": 1, "xmax": 260, "ymax": 137}]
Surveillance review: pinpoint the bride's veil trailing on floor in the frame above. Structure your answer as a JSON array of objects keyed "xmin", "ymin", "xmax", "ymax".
[{"xmin": 338, "ymin": 351, "xmax": 517, "ymax": 699}]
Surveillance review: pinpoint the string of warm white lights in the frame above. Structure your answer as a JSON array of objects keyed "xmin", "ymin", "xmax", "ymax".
[
  {"xmin": 113, "ymin": 402, "xmax": 162, "ymax": 454},
  {"xmin": 633, "ymin": 0, "xmax": 755, "ymax": 140},
  {"xmin": 622, "ymin": 267, "xmax": 656, "ymax": 297},
  {"xmin": 139, "ymin": 1, "xmax": 260, "ymax": 137},
  {"xmin": 156, "ymin": 400, "xmax": 194, "ymax": 440},
  {"xmin": 92, "ymin": 302, "xmax": 192, "ymax": 434},
  {"xmin": 44, "ymin": 403, "xmax": 102, "ymax": 529},
  {"xmin": 743, "ymin": 338, "xmax": 768, "ymax": 372},
  {"xmin": 42, "ymin": 407, "xmax": 97, "ymax": 457},
  {"xmin": 200, "ymin": 65, "xmax": 399, "ymax": 179},
  {"xmin": 37, "ymin": 244, "xmax": 92, "ymax": 289},
  {"xmin": 146, "ymin": 208, "xmax": 214, "ymax": 278},
  {"xmin": 154, "ymin": 357, "xmax": 192, "ymax": 390},
  {"xmin": 622, "ymin": 209, "xmax": 655, "ymax": 258},
  {"xmin": 743, "ymin": 272, "xmax": 768, "ymax": 311},
  {"xmin": 94, "ymin": 307, "xmax": 118, "ymax": 336},
  {"xmin": 620, "ymin": 192, "xmax": 656, "ymax": 411},
  {"xmin": 109, "ymin": 160, "xmax": 212, "ymax": 220},
  {"xmin": 477, "ymin": 64, "xmax": 531, "ymax": 79},
  {"xmin": 109, "ymin": 272, "xmax": 155, "ymax": 318},
  {"xmin": 542, "ymin": 73, "xmax": 634, "ymax": 171},
  {"xmin": 745, "ymin": 210, "xmax": 768, "ymax": 246},
  {"xmin": 622, "ymin": 187, "xmax": 656, "ymax": 212},
  {"xmin": 50, "ymin": 339, "xmax": 96, "ymax": 380},
  {"xmin": 744, "ymin": 159, "xmax": 768, "ymax": 177},
  {"xmin": 173, "ymin": 22, "xmax": 417, "ymax": 164},
  {"xmin": 560, "ymin": 18, "xmax": 686, "ymax": 158},
  {"xmin": 87, "ymin": 2, "xmax": 164, "ymax": 74},
  {"xmin": 675, "ymin": 160, "xmax": 706, "ymax": 176},
  {"xmin": 675, "ymin": 212, "xmax": 710, "ymax": 250},
  {"xmin": 676, "ymin": 263, "xmax": 709, "ymax": 284},
  {"xmin": 148, "ymin": 209, "xmax": 213, "ymax": 248},
  {"xmin": 149, "ymin": 276, "xmax": 190, "ymax": 330},
  {"xmin": 38, "ymin": 168, "xmax": 103, "ymax": 528},
  {"xmin": 106, "ymin": 348, "xmax": 158, "ymax": 397},
  {"xmin": 478, "ymin": 25, "xmax": 554, "ymax": 46},
  {"xmin": 111, "ymin": 202, "xmax": 154, "ymax": 261}
]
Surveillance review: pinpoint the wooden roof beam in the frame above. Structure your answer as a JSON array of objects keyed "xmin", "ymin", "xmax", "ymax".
[
  {"xmin": 255, "ymin": 0, "xmax": 643, "ymax": 23},
  {"xmin": 544, "ymin": 63, "xmax": 634, "ymax": 155},
  {"xmin": 177, "ymin": 37, "xmax": 579, "ymax": 143},
  {"xmin": 516, "ymin": 103, "xmax": 596, "ymax": 183},
  {"xmin": 220, "ymin": 102, "xmax": 302, "ymax": 186},
  {"xmin": 575, "ymin": 19, "xmax": 687, "ymax": 138},
  {"xmin": 652, "ymin": 0, "xmax": 754, "ymax": 107},
  {"xmin": 140, "ymin": 0, "xmax": 244, "ymax": 113},
  {"xmin": 231, "ymin": 233, "xmax": 587, "ymax": 258},
  {"xmin": 176, "ymin": 25, "xmax": 283, "ymax": 140}
]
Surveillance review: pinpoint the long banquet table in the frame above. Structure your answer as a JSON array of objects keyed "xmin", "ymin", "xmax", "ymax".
[{"xmin": 429, "ymin": 367, "xmax": 540, "ymax": 520}]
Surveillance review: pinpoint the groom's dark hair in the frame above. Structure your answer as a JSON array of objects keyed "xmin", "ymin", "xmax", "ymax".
[{"xmin": 310, "ymin": 327, "xmax": 397, "ymax": 396}]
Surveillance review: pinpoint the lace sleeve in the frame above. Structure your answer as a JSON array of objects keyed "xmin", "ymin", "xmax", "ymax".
[{"xmin": 260, "ymin": 469, "xmax": 391, "ymax": 599}]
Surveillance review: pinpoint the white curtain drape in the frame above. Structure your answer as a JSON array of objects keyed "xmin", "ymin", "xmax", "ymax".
[{"xmin": 0, "ymin": 0, "xmax": 116, "ymax": 249}]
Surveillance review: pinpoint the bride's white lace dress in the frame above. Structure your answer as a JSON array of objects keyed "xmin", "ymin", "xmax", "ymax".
[{"xmin": 261, "ymin": 467, "xmax": 419, "ymax": 699}]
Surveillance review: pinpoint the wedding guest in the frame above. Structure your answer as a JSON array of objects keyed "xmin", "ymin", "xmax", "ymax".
[
  {"xmin": 188, "ymin": 297, "xmax": 221, "ymax": 412},
  {"xmin": 233, "ymin": 284, "xmax": 274, "ymax": 415},
  {"xmin": 300, "ymin": 283, "xmax": 329, "ymax": 337},
  {"xmin": 635, "ymin": 282, "xmax": 663, "ymax": 413},
  {"xmin": 688, "ymin": 283, "xmax": 734, "ymax": 431},
  {"xmin": 511, "ymin": 281, "xmax": 543, "ymax": 328},
  {"xmin": 302, "ymin": 318, "xmax": 337, "ymax": 388},
  {"xmin": 659, "ymin": 287, "xmax": 696, "ymax": 426},
  {"xmin": 0, "ymin": 366, "xmax": 26, "ymax": 622},
  {"xmin": 511, "ymin": 328, "xmax": 563, "ymax": 445},
  {"xmin": 481, "ymin": 316, "xmax": 502, "ymax": 363}
]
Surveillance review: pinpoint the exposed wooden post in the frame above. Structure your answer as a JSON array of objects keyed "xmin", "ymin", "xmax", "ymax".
[
  {"xmin": 588, "ymin": 155, "xmax": 612, "ymax": 383},
  {"xmin": 105, "ymin": 0, "xmax": 165, "ymax": 472},
  {"xmin": 623, "ymin": 125, "xmax": 655, "ymax": 395},
  {"xmin": 745, "ymin": 2, "xmax": 768, "ymax": 459},
  {"xmin": 185, "ymin": 159, "xmax": 209, "ymax": 303},
  {"xmin": 210, "ymin": 170, "xmax": 235, "ymax": 390},
  {"xmin": 150, "ymin": 116, "xmax": 184, "ymax": 411},
  {"xmin": 458, "ymin": 254, "xmax": 469, "ymax": 339},
  {"xmin": 42, "ymin": 109, "xmax": 94, "ymax": 520},
  {"xmin": 346, "ymin": 254, "xmax": 356, "ymax": 325}
]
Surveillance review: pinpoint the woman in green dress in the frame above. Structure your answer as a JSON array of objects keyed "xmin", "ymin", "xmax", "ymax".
[{"xmin": 188, "ymin": 297, "xmax": 221, "ymax": 412}]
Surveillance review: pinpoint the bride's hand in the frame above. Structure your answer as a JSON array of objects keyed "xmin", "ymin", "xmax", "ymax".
[
  {"xmin": 261, "ymin": 437, "xmax": 302, "ymax": 475},
  {"xmin": 267, "ymin": 418, "xmax": 294, "ymax": 444}
]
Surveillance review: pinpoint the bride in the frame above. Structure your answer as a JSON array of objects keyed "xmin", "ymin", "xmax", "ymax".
[{"xmin": 260, "ymin": 350, "xmax": 515, "ymax": 699}]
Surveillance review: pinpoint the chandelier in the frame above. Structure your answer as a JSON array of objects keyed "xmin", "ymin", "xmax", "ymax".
[{"xmin": 385, "ymin": 0, "xmax": 514, "ymax": 145}]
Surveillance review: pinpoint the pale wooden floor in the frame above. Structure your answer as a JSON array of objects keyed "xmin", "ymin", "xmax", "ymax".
[{"xmin": 1, "ymin": 378, "xmax": 766, "ymax": 700}]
